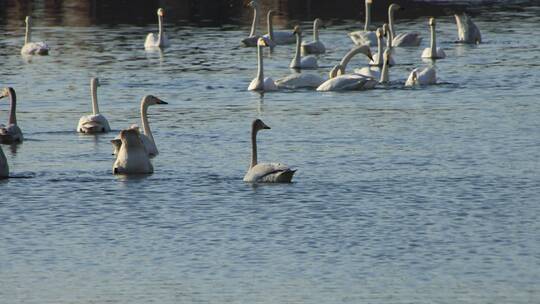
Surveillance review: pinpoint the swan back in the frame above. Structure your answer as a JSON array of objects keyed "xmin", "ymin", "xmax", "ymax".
[
  {"xmin": 455, "ymin": 13, "xmax": 481, "ymax": 44},
  {"xmin": 113, "ymin": 128, "xmax": 153, "ymax": 174}
]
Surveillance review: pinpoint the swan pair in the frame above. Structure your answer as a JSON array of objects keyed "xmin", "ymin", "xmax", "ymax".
[
  {"xmin": 0, "ymin": 88, "xmax": 24, "ymax": 144},
  {"xmin": 262, "ymin": 11, "xmax": 296, "ymax": 45},
  {"xmin": 21, "ymin": 16, "xmax": 49, "ymax": 55},
  {"xmin": 144, "ymin": 8, "xmax": 170, "ymax": 49},
  {"xmin": 349, "ymin": 0, "xmax": 379, "ymax": 46},
  {"xmin": 241, "ymin": 2, "xmax": 276, "ymax": 48},
  {"xmin": 244, "ymin": 119, "xmax": 295, "ymax": 183}
]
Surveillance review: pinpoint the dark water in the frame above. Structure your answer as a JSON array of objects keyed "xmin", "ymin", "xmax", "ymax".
[{"xmin": 1, "ymin": 1, "xmax": 539, "ymax": 303}]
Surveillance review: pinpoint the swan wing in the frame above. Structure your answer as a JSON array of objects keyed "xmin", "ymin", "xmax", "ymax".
[
  {"xmin": 317, "ymin": 75, "xmax": 375, "ymax": 91},
  {"xmin": 144, "ymin": 33, "xmax": 157, "ymax": 48},
  {"xmin": 393, "ymin": 33, "xmax": 422, "ymax": 47},
  {"xmin": 140, "ymin": 133, "xmax": 158, "ymax": 157},
  {"xmin": 301, "ymin": 41, "xmax": 325, "ymax": 54},
  {"xmin": 300, "ymin": 56, "xmax": 318, "ymax": 69},
  {"xmin": 265, "ymin": 31, "xmax": 295, "ymax": 45},
  {"xmin": 417, "ymin": 67, "xmax": 437, "ymax": 84},
  {"xmin": 275, "ymin": 73, "xmax": 325, "ymax": 89},
  {"xmin": 243, "ymin": 163, "xmax": 296, "ymax": 183},
  {"xmin": 263, "ymin": 77, "xmax": 278, "ymax": 91},
  {"xmin": 21, "ymin": 42, "xmax": 49, "ymax": 55},
  {"xmin": 354, "ymin": 67, "xmax": 380, "ymax": 79},
  {"xmin": 0, "ymin": 124, "xmax": 23, "ymax": 143},
  {"xmin": 348, "ymin": 31, "xmax": 378, "ymax": 46},
  {"xmin": 77, "ymin": 114, "xmax": 111, "ymax": 133}
]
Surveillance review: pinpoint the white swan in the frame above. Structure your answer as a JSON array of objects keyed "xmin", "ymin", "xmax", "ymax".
[
  {"xmin": 275, "ymin": 72, "xmax": 325, "ymax": 89},
  {"xmin": 248, "ymin": 38, "xmax": 278, "ymax": 92},
  {"xmin": 20, "ymin": 16, "xmax": 49, "ymax": 55},
  {"xmin": 112, "ymin": 95, "xmax": 167, "ymax": 157},
  {"xmin": 326, "ymin": 45, "xmax": 373, "ymax": 78},
  {"xmin": 301, "ymin": 18, "xmax": 326, "ymax": 54},
  {"xmin": 421, "ymin": 17, "xmax": 446, "ymax": 59},
  {"xmin": 0, "ymin": 88, "xmax": 23, "ymax": 144},
  {"xmin": 113, "ymin": 128, "xmax": 153, "ymax": 175},
  {"xmin": 455, "ymin": 13, "xmax": 481, "ymax": 44},
  {"xmin": 77, "ymin": 78, "xmax": 111, "ymax": 134},
  {"xmin": 388, "ymin": 4, "xmax": 422, "ymax": 47},
  {"xmin": 241, "ymin": 1, "xmax": 276, "ymax": 48},
  {"xmin": 405, "ymin": 67, "xmax": 437, "ymax": 86},
  {"xmin": 243, "ymin": 119, "xmax": 296, "ymax": 183},
  {"xmin": 349, "ymin": 0, "xmax": 378, "ymax": 46},
  {"xmin": 368, "ymin": 26, "xmax": 396, "ymax": 66},
  {"xmin": 357, "ymin": 47, "xmax": 393, "ymax": 82},
  {"xmin": 0, "ymin": 145, "xmax": 8, "ymax": 179},
  {"xmin": 144, "ymin": 8, "xmax": 170, "ymax": 49},
  {"xmin": 290, "ymin": 26, "xmax": 318, "ymax": 69},
  {"xmin": 263, "ymin": 10, "xmax": 295, "ymax": 45}
]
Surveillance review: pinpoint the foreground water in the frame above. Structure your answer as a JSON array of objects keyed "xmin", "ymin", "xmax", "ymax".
[{"xmin": 1, "ymin": 5, "xmax": 540, "ymax": 304}]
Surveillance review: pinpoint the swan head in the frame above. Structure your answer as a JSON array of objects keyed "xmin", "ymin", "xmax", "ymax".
[
  {"xmin": 354, "ymin": 45, "xmax": 373, "ymax": 61},
  {"xmin": 382, "ymin": 23, "xmax": 390, "ymax": 36},
  {"xmin": 293, "ymin": 25, "xmax": 302, "ymax": 35},
  {"xmin": 142, "ymin": 95, "xmax": 168, "ymax": 106},
  {"xmin": 389, "ymin": 4, "xmax": 401, "ymax": 12},
  {"xmin": 25, "ymin": 16, "xmax": 31, "ymax": 24},
  {"xmin": 257, "ymin": 37, "xmax": 270, "ymax": 47},
  {"xmin": 253, "ymin": 119, "xmax": 271, "ymax": 132},
  {"xmin": 366, "ymin": 0, "xmax": 373, "ymax": 4},
  {"xmin": 0, "ymin": 87, "xmax": 14, "ymax": 100},
  {"xmin": 157, "ymin": 8, "xmax": 164, "ymax": 17},
  {"xmin": 376, "ymin": 28, "xmax": 384, "ymax": 39},
  {"xmin": 247, "ymin": 1, "xmax": 259, "ymax": 8},
  {"xmin": 314, "ymin": 18, "xmax": 325, "ymax": 29},
  {"xmin": 429, "ymin": 17, "xmax": 436, "ymax": 27},
  {"xmin": 91, "ymin": 77, "xmax": 100, "ymax": 88}
]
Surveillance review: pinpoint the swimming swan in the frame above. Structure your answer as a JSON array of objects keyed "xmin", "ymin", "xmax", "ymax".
[
  {"xmin": 368, "ymin": 27, "xmax": 396, "ymax": 66},
  {"xmin": 77, "ymin": 78, "xmax": 111, "ymax": 134},
  {"xmin": 349, "ymin": 0, "xmax": 378, "ymax": 46},
  {"xmin": 248, "ymin": 38, "xmax": 278, "ymax": 92},
  {"xmin": 290, "ymin": 25, "xmax": 318, "ymax": 69},
  {"xmin": 0, "ymin": 88, "xmax": 23, "ymax": 144},
  {"xmin": 144, "ymin": 8, "xmax": 170, "ymax": 49},
  {"xmin": 455, "ymin": 13, "xmax": 481, "ymax": 44},
  {"xmin": 421, "ymin": 17, "xmax": 446, "ymax": 59},
  {"xmin": 275, "ymin": 72, "xmax": 325, "ymax": 89},
  {"xmin": 243, "ymin": 119, "xmax": 296, "ymax": 183},
  {"xmin": 405, "ymin": 67, "xmax": 436, "ymax": 86},
  {"xmin": 301, "ymin": 18, "xmax": 326, "ymax": 54},
  {"xmin": 0, "ymin": 145, "xmax": 8, "ymax": 179},
  {"xmin": 388, "ymin": 4, "xmax": 422, "ymax": 47},
  {"xmin": 263, "ymin": 10, "xmax": 295, "ymax": 45},
  {"xmin": 241, "ymin": 1, "xmax": 276, "ymax": 48},
  {"xmin": 113, "ymin": 128, "xmax": 153, "ymax": 175},
  {"xmin": 20, "ymin": 16, "xmax": 49, "ymax": 55}
]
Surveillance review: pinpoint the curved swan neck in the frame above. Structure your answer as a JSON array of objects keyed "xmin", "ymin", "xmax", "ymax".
[
  {"xmin": 430, "ymin": 24, "xmax": 437, "ymax": 58},
  {"xmin": 256, "ymin": 43, "xmax": 264, "ymax": 82},
  {"xmin": 140, "ymin": 98, "xmax": 154, "ymax": 143},
  {"xmin": 293, "ymin": 31, "xmax": 302, "ymax": 66},
  {"xmin": 157, "ymin": 14, "xmax": 164, "ymax": 45},
  {"xmin": 7, "ymin": 88, "xmax": 16, "ymax": 125},
  {"xmin": 91, "ymin": 79, "xmax": 99, "ymax": 115},
  {"xmin": 313, "ymin": 20, "xmax": 320, "ymax": 41},
  {"xmin": 249, "ymin": 5, "xmax": 259, "ymax": 37},
  {"xmin": 364, "ymin": 0, "xmax": 372, "ymax": 31},
  {"xmin": 388, "ymin": 8, "xmax": 396, "ymax": 41},
  {"xmin": 24, "ymin": 17, "xmax": 32, "ymax": 44},
  {"xmin": 267, "ymin": 12, "xmax": 274, "ymax": 40},
  {"xmin": 340, "ymin": 48, "xmax": 363, "ymax": 72},
  {"xmin": 250, "ymin": 126, "xmax": 258, "ymax": 168}
]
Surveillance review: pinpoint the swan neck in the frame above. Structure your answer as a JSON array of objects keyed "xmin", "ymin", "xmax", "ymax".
[
  {"xmin": 313, "ymin": 21, "xmax": 319, "ymax": 41},
  {"xmin": 267, "ymin": 13, "xmax": 274, "ymax": 40},
  {"xmin": 340, "ymin": 48, "xmax": 361, "ymax": 72},
  {"xmin": 7, "ymin": 89, "xmax": 16, "ymax": 125},
  {"xmin": 140, "ymin": 99, "xmax": 154, "ymax": 143},
  {"xmin": 249, "ymin": 6, "xmax": 259, "ymax": 37},
  {"xmin": 256, "ymin": 43, "xmax": 264, "ymax": 82},
  {"xmin": 25, "ymin": 19, "xmax": 31, "ymax": 44},
  {"xmin": 293, "ymin": 32, "xmax": 301, "ymax": 66},
  {"xmin": 430, "ymin": 25, "xmax": 437, "ymax": 58},
  {"xmin": 376, "ymin": 35, "xmax": 383, "ymax": 65},
  {"xmin": 250, "ymin": 127, "xmax": 258, "ymax": 169},
  {"xmin": 157, "ymin": 14, "xmax": 164, "ymax": 44},
  {"xmin": 380, "ymin": 55, "xmax": 390, "ymax": 83},
  {"xmin": 91, "ymin": 81, "xmax": 99, "ymax": 115},
  {"xmin": 388, "ymin": 9, "xmax": 395, "ymax": 41},
  {"xmin": 364, "ymin": 1, "xmax": 371, "ymax": 31}
]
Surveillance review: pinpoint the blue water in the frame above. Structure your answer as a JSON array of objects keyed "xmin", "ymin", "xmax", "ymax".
[{"xmin": 1, "ymin": 4, "xmax": 539, "ymax": 304}]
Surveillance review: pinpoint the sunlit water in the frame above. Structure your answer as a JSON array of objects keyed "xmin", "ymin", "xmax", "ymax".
[{"xmin": 1, "ymin": 6, "xmax": 540, "ymax": 304}]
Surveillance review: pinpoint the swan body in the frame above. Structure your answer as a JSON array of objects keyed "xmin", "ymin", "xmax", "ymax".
[
  {"xmin": 349, "ymin": 0, "xmax": 378, "ymax": 46},
  {"xmin": 405, "ymin": 67, "xmax": 436, "ymax": 86},
  {"xmin": 275, "ymin": 73, "xmax": 325, "ymax": 89},
  {"xmin": 388, "ymin": 4, "xmax": 422, "ymax": 47},
  {"xmin": 263, "ymin": 11, "xmax": 295, "ymax": 45},
  {"xmin": 455, "ymin": 13, "xmax": 481, "ymax": 44},
  {"xmin": 0, "ymin": 145, "xmax": 8, "ymax": 179},
  {"xmin": 144, "ymin": 8, "xmax": 170, "ymax": 49},
  {"xmin": 20, "ymin": 16, "xmax": 49, "ymax": 55},
  {"xmin": 421, "ymin": 18, "xmax": 446, "ymax": 59},
  {"xmin": 248, "ymin": 38, "xmax": 278, "ymax": 92},
  {"xmin": 301, "ymin": 18, "xmax": 326, "ymax": 54},
  {"xmin": 77, "ymin": 78, "xmax": 111, "ymax": 134},
  {"xmin": 290, "ymin": 26, "xmax": 318, "ymax": 69},
  {"xmin": 354, "ymin": 66, "xmax": 381, "ymax": 79},
  {"xmin": 113, "ymin": 128, "xmax": 153, "ymax": 175},
  {"xmin": 0, "ymin": 88, "xmax": 23, "ymax": 144},
  {"xmin": 243, "ymin": 119, "xmax": 296, "ymax": 183},
  {"xmin": 317, "ymin": 74, "xmax": 377, "ymax": 91}
]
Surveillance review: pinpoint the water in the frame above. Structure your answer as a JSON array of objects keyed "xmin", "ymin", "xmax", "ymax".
[{"xmin": 1, "ymin": 3, "xmax": 540, "ymax": 304}]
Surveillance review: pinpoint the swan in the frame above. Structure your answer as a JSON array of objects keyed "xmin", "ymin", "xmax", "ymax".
[
  {"xmin": 301, "ymin": 18, "xmax": 326, "ymax": 54},
  {"xmin": 113, "ymin": 128, "xmax": 153, "ymax": 175},
  {"xmin": 263, "ymin": 10, "xmax": 295, "ymax": 45},
  {"xmin": 248, "ymin": 38, "xmax": 278, "ymax": 92},
  {"xmin": 421, "ymin": 17, "xmax": 446, "ymax": 59},
  {"xmin": 357, "ymin": 47, "xmax": 393, "ymax": 81},
  {"xmin": 327, "ymin": 45, "xmax": 373, "ymax": 79},
  {"xmin": 405, "ymin": 67, "xmax": 436, "ymax": 86},
  {"xmin": 112, "ymin": 95, "xmax": 167, "ymax": 157},
  {"xmin": 388, "ymin": 4, "xmax": 422, "ymax": 47},
  {"xmin": 455, "ymin": 13, "xmax": 481, "ymax": 44},
  {"xmin": 0, "ymin": 88, "xmax": 23, "ymax": 144},
  {"xmin": 0, "ymin": 145, "xmax": 8, "ymax": 179},
  {"xmin": 368, "ymin": 26, "xmax": 396, "ymax": 66},
  {"xmin": 243, "ymin": 119, "xmax": 296, "ymax": 183},
  {"xmin": 275, "ymin": 72, "xmax": 325, "ymax": 89},
  {"xmin": 241, "ymin": 1, "xmax": 276, "ymax": 48},
  {"xmin": 77, "ymin": 78, "xmax": 111, "ymax": 134},
  {"xmin": 20, "ymin": 16, "xmax": 49, "ymax": 55},
  {"xmin": 144, "ymin": 8, "xmax": 170, "ymax": 49},
  {"xmin": 349, "ymin": 0, "xmax": 378, "ymax": 46},
  {"xmin": 290, "ymin": 26, "xmax": 318, "ymax": 69}
]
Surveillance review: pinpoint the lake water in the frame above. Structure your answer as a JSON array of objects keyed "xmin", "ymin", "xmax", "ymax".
[{"xmin": 1, "ymin": 3, "xmax": 539, "ymax": 304}]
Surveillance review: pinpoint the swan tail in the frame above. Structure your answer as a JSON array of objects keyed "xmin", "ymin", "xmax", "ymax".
[{"xmin": 260, "ymin": 168, "xmax": 296, "ymax": 183}]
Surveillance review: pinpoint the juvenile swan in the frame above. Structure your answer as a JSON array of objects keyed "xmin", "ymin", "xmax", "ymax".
[
  {"xmin": 77, "ymin": 78, "xmax": 111, "ymax": 134},
  {"xmin": 301, "ymin": 18, "xmax": 326, "ymax": 54},
  {"xmin": 290, "ymin": 25, "xmax": 318, "ymax": 69},
  {"xmin": 248, "ymin": 38, "xmax": 278, "ymax": 92},
  {"xmin": 263, "ymin": 10, "xmax": 295, "ymax": 45},
  {"xmin": 455, "ymin": 13, "xmax": 481, "ymax": 44},
  {"xmin": 144, "ymin": 8, "xmax": 170, "ymax": 49},
  {"xmin": 20, "ymin": 16, "xmax": 49, "ymax": 55},
  {"xmin": 421, "ymin": 17, "xmax": 446, "ymax": 59},
  {"xmin": 405, "ymin": 67, "xmax": 436, "ymax": 86},
  {"xmin": 388, "ymin": 4, "xmax": 422, "ymax": 47},
  {"xmin": 349, "ymin": 0, "xmax": 378, "ymax": 46},
  {"xmin": 243, "ymin": 119, "xmax": 296, "ymax": 183},
  {"xmin": 113, "ymin": 128, "xmax": 153, "ymax": 175},
  {"xmin": 0, "ymin": 145, "xmax": 8, "ymax": 179},
  {"xmin": 0, "ymin": 88, "xmax": 23, "ymax": 144}
]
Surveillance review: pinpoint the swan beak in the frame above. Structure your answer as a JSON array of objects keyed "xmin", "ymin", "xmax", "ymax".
[
  {"xmin": 157, "ymin": 99, "xmax": 168, "ymax": 105},
  {"xmin": 367, "ymin": 50, "xmax": 373, "ymax": 61},
  {"xmin": 263, "ymin": 125, "xmax": 271, "ymax": 130}
]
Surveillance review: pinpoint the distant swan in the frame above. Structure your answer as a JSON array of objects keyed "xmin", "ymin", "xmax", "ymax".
[
  {"xmin": 0, "ymin": 145, "xmax": 8, "ymax": 179},
  {"xmin": 113, "ymin": 128, "xmax": 153, "ymax": 175},
  {"xmin": 263, "ymin": 10, "xmax": 295, "ymax": 45},
  {"xmin": 405, "ymin": 67, "xmax": 436, "ymax": 86},
  {"xmin": 290, "ymin": 25, "xmax": 318, "ymax": 69},
  {"xmin": 144, "ymin": 8, "xmax": 170, "ymax": 49},
  {"xmin": 388, "ymin": 4, "xmax": 422, "ymax": 47},
  {"xmin": 0, "ymin": 88, "xmax": 23, "ymax": 144},
  {"xmin": 77, "ymin": 78, "xmax": 111, "ymax": 134},
  {"xmin": 241, "ymin": 1, "xmax": 276, "ymax": 48},
  {"xmin": 455, "ymin": 13, "xmax": 481, "ymax": 44},
  {"xmin": 243, "ymin": 119, "xmax": 296, "ymax": 183},
  {"xmin": 248, "ymin": 38, "xmax": 278, "ymax": 92},
  {"xmin": 20, "ymin": 16, "xmax": 49, "ymax": 55},
  {"xmin": 349, "ymin": 0, "xmax": 378, "ymax": 46},
  {"xmin": 301, "ymin": 18, "xmax": 326, "ymax": 54},
  {"xmin": 421, "ymin": 17, "xmax": 446, "ymax": 59}
]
